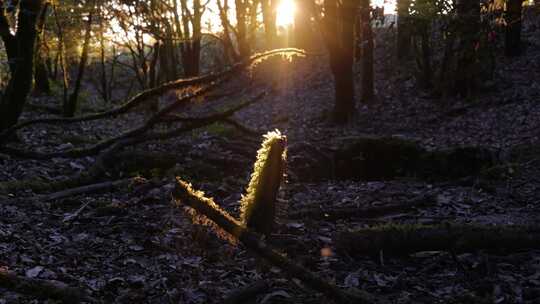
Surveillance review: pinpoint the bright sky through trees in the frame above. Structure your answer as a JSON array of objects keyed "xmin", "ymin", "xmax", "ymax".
[{"xmin": 276, "ymin": 0, "xmax": 296, "ymax": 27}]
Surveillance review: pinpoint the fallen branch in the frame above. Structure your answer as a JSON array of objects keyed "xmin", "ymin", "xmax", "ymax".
[
  {"xmin": 0, "ymin": 136, "xmax": 123, "ymax": 194},
  {"xmin": 337, "ymin": 224, "xmax": 540, "ymax": 257},
  {"xmin": 0, "ymin": 96, "xmax": 263, "ymax": 194},
  {"xmin": 173, "ymin": 178, "xmax": 385, "ymax": 304},
  {"xmin": 0, "ymin": 48, "xmax": 306, "ymax": 144},
  {"xmin": 1, "ymin": 81, "xmax": 222, "ymax": 159},
  {"xmin": 0, "ymin": 268, "xmax": 89, "ymax": 303},
  {"xmin": 160, "ymin": 91, "xmax": 266, "ymax": 126},
  {"xmin": 2, "ymin": 87, "xmax": 266, "ymax": 160},
  {"xmin": 62, "ymin": 201, "xmax": 92, "ymax": 223},
  {"xmin": 39, "ymin": 178, "xmax": 132, "ymax": 202},
  {"xmin": 288, "ymin": 194, "xmax": 435, "ymax": 221}
]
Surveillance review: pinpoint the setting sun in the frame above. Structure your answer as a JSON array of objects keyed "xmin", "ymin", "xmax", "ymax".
[{"xmin": 276, "ymin": 0, "xmax": 296, "ymax": 27}]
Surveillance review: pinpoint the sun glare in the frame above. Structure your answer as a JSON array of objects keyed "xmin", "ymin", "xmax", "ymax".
[{"xmin": 276, "ymin": 0, "xmax": 296, "ymax": 27}]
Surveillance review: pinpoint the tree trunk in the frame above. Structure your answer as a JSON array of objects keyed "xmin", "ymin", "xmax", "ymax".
[
  {"xmin": 436, "ymin": 29, "xmax": 455, "ymax": 97},
  {"xmin": 217, "ymin": 0, "xmax": 240, "ymax": 62},
  {"xmin": 64, "ymin": 6, "xmax": 94, "ymax": 117},
  {"xmin": 261, "ymin": 0, "xmax": 277, "ymax": 48},
  {"xmin": 360, "ymin": 0, "xmax": 374, "ymax": 103},
  {"xmin": 0, "ymin": 0, "xmax": 44, "ymax": 131},
  {"xmin": 454, "ymin": 0, "xmax": 480, "ymax": 98},
  {"xmin": 324, "ymin": 0, "xmax": 356, "ymax": 124},
  {"xmin": 505, "ymin": 0, "xmax": 522, "ymax": 57},
  {"xmin": 294, "ymin": 0, "xmax": 312, "ymax": 49},
  {"xmin": 236, "ymin": 0, "xmax": 251, "ymax": 58},
  {"xmin": 98, "ymin": 10, "xmax": 110, "ymax": 103},
  {"xmin": 52, "ymin": 4, "xmax": 69, "ymax": 109},
  {"xmin": 33, "ymin": 2, "xmax": 51, "ymax": 95},
  {"xmin": 396, "ymin": 0, "xmax": 411, "ymax": 60},
  {"xmin": 414, "ymin": 20, "xmax": 433, "ymax": 89},
  {"xmin": 337, "ymin": 224, "xmax": 540, "ymax": 257}
]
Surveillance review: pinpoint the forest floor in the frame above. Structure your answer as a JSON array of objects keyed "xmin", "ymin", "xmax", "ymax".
[{"xmin": 2, "ymin": 21, "xmax": 540, "ymax": 304}]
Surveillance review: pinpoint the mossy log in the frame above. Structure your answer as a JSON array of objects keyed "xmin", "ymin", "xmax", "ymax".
[
  {"xmin": 337, "ymin": 224, "xmax": 540, "ymax": 257},
  {"xmin": 240, "ymin": 131, "xmax": 287, "ymax": 236},
  {"xmin": 0, "ymin": 269, "xmax": 89, "ymax": 303},
  {"xmin": 333, "ymin": 136, "xmax": 497, "ymax": 181},
  {"xmin": 173, "ymin": 178, "xmax": 386, "ymax": 304},
  {"xmin": 0, "ymin": 172, "xmax": 99, "ymax": 195}
]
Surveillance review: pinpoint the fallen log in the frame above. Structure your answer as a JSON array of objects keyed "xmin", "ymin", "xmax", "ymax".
[
  {"xmin": 337, "ymin": 224, "xmax": 540, "ymax": 257},
  {"xmin": 173, "ymin": 178, "xmax": 386, "ymax": 304},
  {"xmin": 288, "ymin": 193, "xmax": 435, "ymax": 221},
  {"xmin": 332, "ymin": 136, "xmax": 497, "ymax": 181},
  {"xmin": 0, "ymin": 269, "xmax": 89, "ymax": 303}
]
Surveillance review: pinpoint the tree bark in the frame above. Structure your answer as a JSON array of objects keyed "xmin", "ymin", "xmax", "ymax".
[
  {"xmin": 261, "ymin": 0, "xmax": 277, "ymax": 48},
  {"xmin": 505, "ymin": 0, "xmax": 522, "ymax": 57},
  {"xmin": 337, "ymin": 224, "xmax": 540, "ymax": 257},
  {"xmin": 235, "ymin": 0, "xmax": 251, "ymax": 58},
  {"xmin": 323, "ymin": 0, "xmax": 356, "ymax": 124},
  {"xmin": 454, "ymin": 0, "xmax": 480, "ymax": 97},
  {"xmin": 33, "ymin": 2, "xmax": 51, "ymax": 95},
  {"xmin": 64, "ymin": 5, "xmax": 94, "ymax": 117},
  {"xmin": 360, "ymin": 0, "xmax": 374, "ymax": 102},
  {"xmin": 294, "ymin": 0, "xmax": 312, "ymax": 49},
  {"xmin": 396, "ymin": 0, "xmax": 412, "ymax": 60},
  {"xmin": 179, "ymin": 0, "xmax": 202, "ymax": 77},
  {"xmin": 0, "ymin": 0, "xmax": 44, "ymax": 131}
]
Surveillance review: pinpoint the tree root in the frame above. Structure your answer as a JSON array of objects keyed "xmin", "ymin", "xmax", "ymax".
[
  {"xmin": 337, "ymin": 223, "xmax": 540, "ymax": 257},
  {"xmin": 172, "ymin": 178, "xmax": 386, "ymax": 304}
]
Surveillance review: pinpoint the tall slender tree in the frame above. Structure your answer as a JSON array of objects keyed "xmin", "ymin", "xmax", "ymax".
[
  {"xmin": 33, "ymin": 2, "xmax": 51, "ymax": 95},
  {"xmin": 64, "ymin": 1, "xmax": 95, "ymax": 117}
]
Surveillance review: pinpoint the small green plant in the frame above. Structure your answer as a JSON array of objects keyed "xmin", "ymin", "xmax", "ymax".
[{"xmin": 240, "ymin": 130, "xmax": 287, "ymax": 236}]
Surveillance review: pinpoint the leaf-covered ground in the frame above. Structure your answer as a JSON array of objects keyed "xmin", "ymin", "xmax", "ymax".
[{"xmin": 2, "ymin": 17, "xmax": 540, "ymax": 304}]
